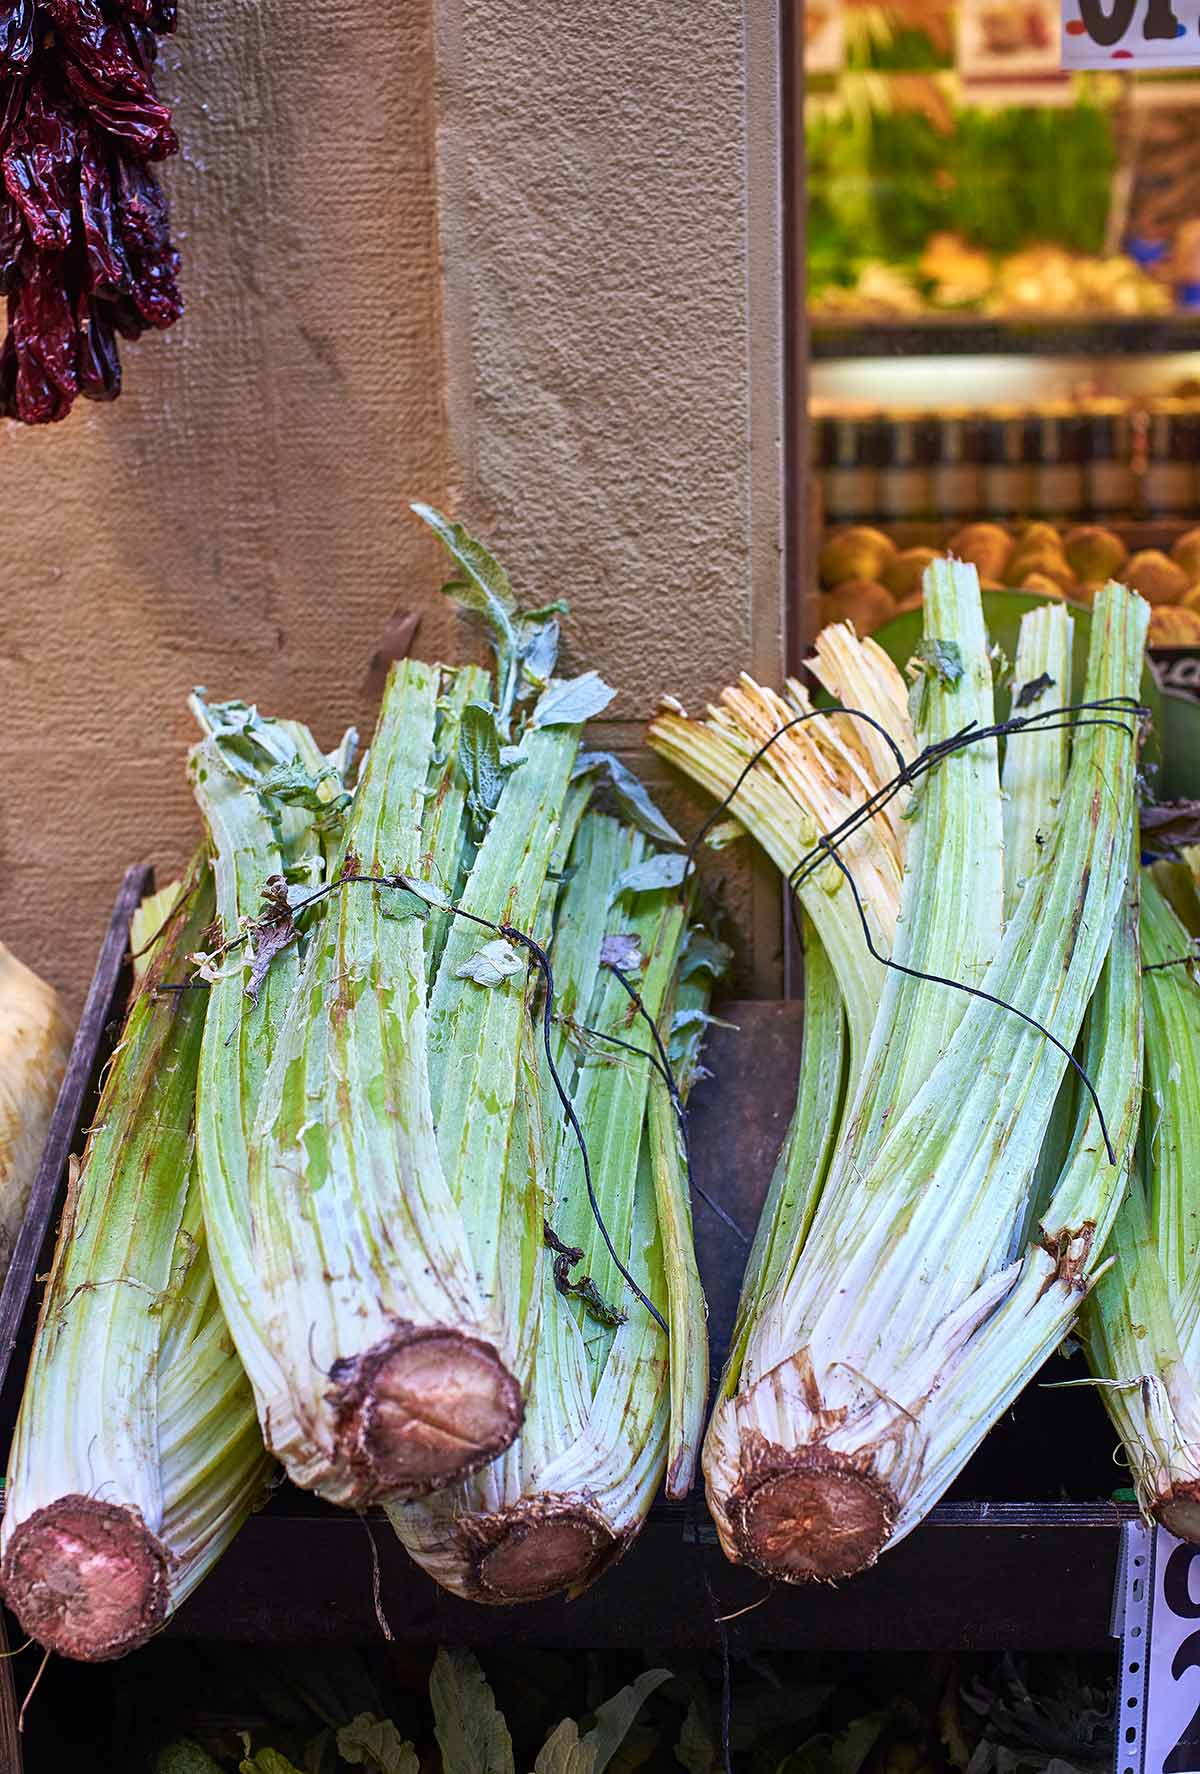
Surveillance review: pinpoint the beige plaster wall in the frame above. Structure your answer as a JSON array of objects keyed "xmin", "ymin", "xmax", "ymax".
[
  {"xmin": 1, "ymin": 1, "xmax": 787, "ymax": 1008},
  {"xmin": 0, "ymin": 1, "xmax": 453, "ymax": 1010},
  {"xmin": 434, "ymin": 0, "xmax": 787, "ymax": 990}
]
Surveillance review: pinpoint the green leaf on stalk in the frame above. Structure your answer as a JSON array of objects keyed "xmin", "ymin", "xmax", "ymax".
[
  {"xmin": 572, "ymin": 752, "xmax": 683, "ymax": 847},
  {"xmin": 678, "ymin": 932, "xmax": 733, "ymax": 982},
  {"xmin": 912, "ymin": 638, "xmax": 964, "ymax": 686},
  {"xmin": 413, "ymin": 503, "xmax": 517, "ymax": 625},
  {"xmin": 520, "ymin": 617, "xmax": 564, "ymax": 696},
  {"xmin": 613, "ymin": 854, "xmax": 692, "ymax": 899},
  {"xmin": 378, "ymin": 886, "xmax": 431, "ymax": 924},
  {"xmin": 460, "ymin": 703, "xmax": 508, "ymax": 832},
  {"xmin": 401, "ymin": 875, "xmax": 452, "ymax": 911},
  {"xmin": 259, "ymin": 759, "xmax": 352, "ymax": 820},
  {"xmin": 455, "ymin": 937, "xmax": 525, "ymax": 987},
  {"xmin": 534, "ymin": 672, "xmax": 618, "ymax": 729}
]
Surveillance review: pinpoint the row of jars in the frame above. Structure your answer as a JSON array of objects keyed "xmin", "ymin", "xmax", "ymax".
[{"xmin": 815, "ymin": 397, "xmax": 1200, "ymax": 526}]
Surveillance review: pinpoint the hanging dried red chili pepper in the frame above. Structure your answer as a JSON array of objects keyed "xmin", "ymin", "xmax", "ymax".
[{"xmin": 0, "ymin": 0, "xmax": 182, "ymax": 424}]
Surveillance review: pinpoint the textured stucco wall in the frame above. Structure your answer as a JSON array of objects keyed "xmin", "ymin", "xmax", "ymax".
[
  {"xmin": 434, "ymin": 0, "xmax": 786, "ymax": 989},
  {"xmin": 1, "ymin": 2, "xmax": 785, "ymax": 1008},
  {"xmin": 0, "ymin": 1, "xmax": 452, "ymax": 1010}
]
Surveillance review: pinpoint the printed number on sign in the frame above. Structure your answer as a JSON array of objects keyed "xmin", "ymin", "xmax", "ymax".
[
  {"xmin": 1062, "ymin": 0, "xmax": 1200, "ymax": 64},
  {"xmin": 1075, "ymin": 1, "xmax": 1182, "ymax": 43},
  {"xmin": 1162, "ymin": 1544, "xmax": 1200, "ymax": 1774}
]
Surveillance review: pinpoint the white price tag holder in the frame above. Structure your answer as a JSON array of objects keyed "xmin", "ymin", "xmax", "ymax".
[{"xmin": 1113, "ymin": 1522, "xmax": 1200, "ymax": 1774}]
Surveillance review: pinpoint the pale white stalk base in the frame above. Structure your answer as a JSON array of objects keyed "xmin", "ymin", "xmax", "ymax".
[{"xmin": 0, "ymin": 942, "xmax": 71, "ymax": 1276}]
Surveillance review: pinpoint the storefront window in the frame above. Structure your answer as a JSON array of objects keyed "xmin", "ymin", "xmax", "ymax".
[{"xmin": 804, "ymin": 0, "xmax": 1200, "ymax": 795}]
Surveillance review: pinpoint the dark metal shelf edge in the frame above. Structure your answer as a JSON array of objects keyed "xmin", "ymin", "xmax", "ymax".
[
  {"xmin": 165, "ymin": 1506, "xmax": 1133, "ymax": 1651},
  {"xmin": 0, "ymin": 864, "xmax": 150, "ymax": 1419},
  {"xmin": 811, "ymin": 313, "xmax": 1200, "ymax": 360}
]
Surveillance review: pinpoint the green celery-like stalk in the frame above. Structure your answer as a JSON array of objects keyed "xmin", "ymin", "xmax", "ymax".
[
  {"xmin": 388, "ymin": 813, "xmax": 719, "ymax": 1601},
  {"xmin": 237, "ymin": 661, "xmax": 513, "ymax": 1505},
  {"xmin": 1083, "ymin": 872, "xmax": 1200, "ymax": 1539},
  {"xmin": 1001, "ymin": 603, "xmax": 1073, "ymax": 920},
  {"xmin": 646, "ymin": 925, "xmax": 726, "ymax": 1498},
  {"xmin": 191, "ymin": 697, "xmax": 354, "ymax": 1490},
  {"xmin": 420, "ymin": 665, "xmax": 492, "ymax": 977},
  {"xmin": 647, "ymin": 631, "xmax": 912, "ymax": 1088},
  {"xmin": 424, "ymin": 704, "xmax": 590, "ymax": 1407},
  {"xmin": 703, "ymin": 571, "xmax": 1146, "ymax": 1583},
  {"xmin": 0, "ymin": 865, "xmax": 272, "ymax": 1662},
  {"xmin": 717, "ymin": 914, "xmax": 846, "ymax": 1411}
]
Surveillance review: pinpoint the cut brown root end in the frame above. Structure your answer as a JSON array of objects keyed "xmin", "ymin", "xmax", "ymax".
[
  {"xmin": 735, "ymin": 1464, "xmax": 896, "ymax": 1584},
  {"xmin": 1, "ymin": 1496, "xmax": 169, "ymax": 1662},
  {"xmin": 333, "ymin": 1325, "xmax": 523, "ymax": 1502},
  {"xmin": 473, "ymin": 1501, "xmax": 619, "ymax": 1603},
  {"xmin": 1156, "ymin": 1484, "xmax": 1200, "ymax": 1544}
]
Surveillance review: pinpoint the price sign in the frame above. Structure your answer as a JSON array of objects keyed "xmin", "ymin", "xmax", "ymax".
[
  {"xmin": 1063, "ymin": 1, "xmax": 1200, "ymax": 68},
  {"xmin": 1114, "ymin": 1523, "xmax": 1200, "ymax": 1774},
  {"xmin": 1146, "ymin": 651, "xmax": 1200, "ymax": 708}
]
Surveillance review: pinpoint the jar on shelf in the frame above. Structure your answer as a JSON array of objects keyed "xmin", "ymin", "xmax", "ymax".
[
  {"xmin": 1081, "ymin": 398, "xmax": 1134, "ymax": 520},
  {"xmin": 930, "ymin": 406, "xmax": 984, "ymax": 524},
  {"xmin": 981, "ymin": 405, "xmax": 1035, "ymax": 521},
  {"xmin": 877, "ymin": 410, "xmax": 936, "ymax": 523},
  {"xmin": 817, "ymin": 411, "xmax": 880, "ymax": 525},
  {"xmin": 1143, "ymin": 396, "xmax": 1200, "ymax": 516},
  {"xmin": 1031, "ymin": 402, "xmax": 1087, "ymax": 522}
]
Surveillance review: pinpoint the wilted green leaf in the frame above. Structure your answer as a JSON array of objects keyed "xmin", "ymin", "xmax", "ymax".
[
  {"xmin": 519, "ymin": 617, "xmax": 563, "ymax": 695},
  {"xmin": 912, "ymin": 638, "xmax": 964, "ymax": 686},
  {"xmin": 607, "ymin": 1720, "xmax": 659, "ymax": 1774},
  {"xmin": 535, "ymin": 1719, "xmax": 594, "ymax": 1774},
  {"xmin": 414, "ymin": 504, "xmax": 516, "ymax": 627},
  {"xmin": 245, "ymin": 877, "xmax": 300, "ymax": 1007},
  {"xmin": 677, "ymin": 1701, "xmax": 721, "ymax": 1774},
  {"xmin": 829, "ymin": 1713, "xmax": 889, "ymax": 1774},
  {"xmin": 599, "ymin": 933, "xmax": 643, "ymax": 972},
  {"xmin": 670, "ymin": 1008, "xmax": 736, "ymax": 1042},
  {"xmin": 401, "ymin": 876, "xmax": 452, "ymax": 911},
  {"xmin": 430, "ymin": 1647, "xmax": 516, "ymax": 1774},
  {"xmin": 239, "ymin": 1750, "xmax": 307, "ymax": 1774},
  {"xmin": 533, "ymin": 672, "xmax": 618, "ymax": 729},
  {"xmin": 460, "ymin": 703, "xmax": 507, "ymax": 831},
  {"xmin": 336, "ymin": 1713, "xmax": 420, "ymax": 1774},
  {"xmin": 572, "ymin": 752, "xmax": 683, "ymax": 847},
  {"xmin": 154, "ymin": 1742, "xmax": 227, "ymax": 1774},
  {"xmin": 379, "ymin": 885, "xmax": 431, "ymax": 924},
  {"xmin": 613, "ymin": 854, "xmax": 692, "ymax": 899},
  {"xmin": 702, "ymin": 817, "xmax": 747, "ymax": 850},
  {"xmin": 456, "ymin": 938, "xmax": 525, "ymax": 987},
  {"xmin": 259, "ymin": 759, "xmax": 352, "ymax": 819},
  {"xmin": 677, "ymin": 933, "xmax": 733, "ymax": 983},
  {"xmin": 583, "ymin": 1671, "xmax": 673, "ymax": 1774}
]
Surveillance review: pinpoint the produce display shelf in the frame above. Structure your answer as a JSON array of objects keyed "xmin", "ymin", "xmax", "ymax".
[
  {"xmin": 810, "ymin": 311, "xmax": 1200, "ymax": 361},
  {"xmin": 0, "ymin": 870, "xmax": 1140, "ymax": 1654}
]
